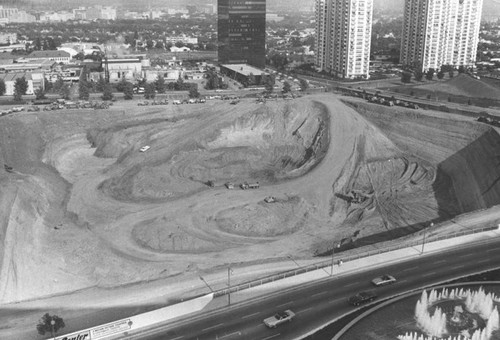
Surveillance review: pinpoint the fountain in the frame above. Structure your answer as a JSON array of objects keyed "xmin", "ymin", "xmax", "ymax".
[{"xmin": 406, "ymin": 287, "xmax": 500, "ymax": 340}]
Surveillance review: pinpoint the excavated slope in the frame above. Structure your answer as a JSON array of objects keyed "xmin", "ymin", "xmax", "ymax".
[{"xmin": 345, "ymin": 100, "xmax": 500, "ymax": 216}]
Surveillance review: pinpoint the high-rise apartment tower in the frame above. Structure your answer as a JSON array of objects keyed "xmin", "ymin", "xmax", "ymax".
[
  {"xmin": 315, "ymin": 0, "xmax": 373, "ymax": 79},
  {"xmin": 400, "ymin": 0, "xmax": 483, "ymax": 72},
  {"xmin": 218, "ymin": 0, "xmax": 266, "ymax": 69}
]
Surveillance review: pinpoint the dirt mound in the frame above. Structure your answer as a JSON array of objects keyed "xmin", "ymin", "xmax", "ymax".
[
  {"xmin": 413, "ymin": 74, "xmax": 500, "ymax": 99},
  {"xmin": 215, "ymin": 196, "xmax": 308, "ymax": 237}
]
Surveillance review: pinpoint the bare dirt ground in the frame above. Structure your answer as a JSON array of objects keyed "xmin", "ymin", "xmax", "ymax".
[{"xmin": 1, "ymin": 93, "xmax": 500, "ymax": 338}]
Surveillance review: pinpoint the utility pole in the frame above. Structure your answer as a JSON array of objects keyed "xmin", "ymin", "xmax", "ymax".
[
  {"xmin": 227, "ymin": 267, "xmax": 233, "ymax": 306},
  {"xmin": 330, "ymin": 244, "xmax": 335, "ymax": 276}
]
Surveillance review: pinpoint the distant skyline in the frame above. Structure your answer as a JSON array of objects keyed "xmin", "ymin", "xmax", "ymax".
[{"xmin": 0, "ymin": 0, "xmax": 499, "ymax": 20}]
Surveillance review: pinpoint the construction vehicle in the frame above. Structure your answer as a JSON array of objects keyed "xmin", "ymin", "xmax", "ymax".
[{"xmin": 241, "ymin": 182, "xmax": 259, "ymax": 189}]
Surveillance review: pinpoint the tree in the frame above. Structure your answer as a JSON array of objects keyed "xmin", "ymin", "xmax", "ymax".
[
  {"xmin": 0, "ymin": 79, "xmax": 5, "ymax": 96},
  {"xmin": 458, "ymin": 65, "xmax": 466, "ymax": 74},
  {"xmin": 36, "ymin": 313, "xmax": 65, "ymax": 337},
  {"xmin": 189, "ymin": 86, "xmax": 200, "ymax": 98},
  {"xmin": 123, "ymin": 82, "xmax": 134, "ymax": 100},
  {"xmin": 425, "ymin": 68, "xmax": 435, "ymax": 81},
  {"xmin": 96, "ymin": 76, "xmax": 107, "ymax": 92},
  {"xmin": 299, "ymin": 79, "xmax": 309, "ymax": 92},
  {"xmin": 154, "ymin": 75, "xmax": 166, "ymax": 94},
  {"xmin": 14, "ymin": 77, "xmax": 28, "ymax": 101},
  {"xmin": 60, "ymin": 83, "xmax": 71, "ymax": 100},
  {"xmin": 264, "ymin": 74, "xmax": 275, "ymax": 94},
  {"xmin": 144, "ymin": 82, "xmax": 156, "ymax": 99},
  {"xmin": 414, "ymin": 70, "xmax": 423, "ymax": 81},
  {"xmin": 401, "ymin": 71, "xmax": 412, "ymax": 83},
  {"xmin": 437, "ymin": 70, "xmax": 445, "ymax": 80},
  {"xmin": 174, "ymin": 76, "xmax": 185, "ymax": 91},
  {"xmin": 78, "ymin": 80, "xmax": 90, "ymax": 100},
  {"xmin": 101, "ymin": 84, "xmax": 114, "ymax": 101},
  {"xmin": 53, "ymin": 77, "xmax": 65, "ymax": 93},
  {"xmin": 34, "ymin": 87, "xmax": 46, "ymax": 100},
  {"xmin": 116, "ymin": 77, "xmax": 128, "ymax": 92},
  {"xmin": 448, "ymin": 70, "xmax": 454, "ymax": 78},
  {"xmin": 282, "ymin": 81, "xmax": 291, "ymax": 93}
]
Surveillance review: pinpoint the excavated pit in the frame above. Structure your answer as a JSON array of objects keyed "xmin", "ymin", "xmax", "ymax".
[{"xmin": 1, "ymin": 95, "xmax": 500, "ymax": 305}]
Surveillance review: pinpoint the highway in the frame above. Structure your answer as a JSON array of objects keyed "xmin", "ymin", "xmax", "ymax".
[{"xmin": 128, "ymin": 238, "xmax": 500, "ymax": 340}]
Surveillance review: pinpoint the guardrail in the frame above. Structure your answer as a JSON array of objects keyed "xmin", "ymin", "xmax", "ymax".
[{"xmin": 213, "ymin": 225, "xmax": 498, "ymax": 298}]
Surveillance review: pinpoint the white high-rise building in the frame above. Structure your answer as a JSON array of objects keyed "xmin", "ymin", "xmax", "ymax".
[
  {"xmin": 401, "ymin": 0, "xmax": 483, "ymax": 72},
  {"xmin": 315, "ymin": 0, "xmax": 373, "ymax": 79}
]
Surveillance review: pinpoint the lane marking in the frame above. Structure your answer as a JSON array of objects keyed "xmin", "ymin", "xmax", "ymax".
[
  {"xmin": 476, "ymin": 259, "xmax": 491, "ymax": 264},
  {"xmin": 276, "ymin": 301, "xmax": 293, "ymax": 308},
  {"xmin": 398, "ymin": 279, "xmax": 408, "ymax": 284},
  {"xmin": 486, "ymin": 248, "xmax": 497, "ymax": 253},
  {"xmin": 328, "ymin": 297, "xmax": 344, "ymax": 304},
  {"xmin": 171, "ymin": 337, "xmax": 184, "ymax": 340},
  {"xmin": 401, "ymin": 266, "xmax": 418, "ymax": 272},
  {"xmin": 311, "ymin": 291, "xmax": 328, "ymax": 298},
  {"xmin": 219, "ymin": 331, "xmax": 242, "ymax": 339},
  {"xmin": 421, "ymin": 272, "xmax": 436, "ymax": 277},
  {"xmin": 453, "ymin": 265, "xmax": 465, "ymax": 269},
  {"xmin": 242, "ymin": 312, "xmax": 261, "ymax": 319},
  {"xmin": 458, "ymin": 253, "xmax": 476, "ymax": 258},
  {"xmin": 434, "ymin": 259, "xmax": 447, "ymax": 264},
  {"xmin": 297, "ymin": 307, "xmax": 313, "ymax": 314},
  {"xmin": 202, "ymin": 323, "xmax": 224, "ymax": 332},
  {"xmin": 261, "ymin": 334, "xmax": 281, "ymax": 340},
  {"xmin": 343, "ymin": 282, "xmax": 360, "ymax": 288}
]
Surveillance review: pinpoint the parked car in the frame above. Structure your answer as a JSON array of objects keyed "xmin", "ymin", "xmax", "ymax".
[
  {"xmin": 263, "ymin": 310, "xmax": 295, "ymax": 328},
  {"xmin": 348, "ymin": 291, "xmax": 377, "ymax": 306},
  {"xmin": 371, "ymin": 275, "xmax": 396, "ymax": 287},
  {"xmin": 264, "ymin": 196, "xmax": 276, "ymax": 203},
  {"xmin": 139, "ymin": 145, "xmax": 151, "ymax": 152}
]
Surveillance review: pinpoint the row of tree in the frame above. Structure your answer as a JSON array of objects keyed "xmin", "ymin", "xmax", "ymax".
[{"xmin": 401, "ymin": 65, "xmax": 469, "ymax": 83}]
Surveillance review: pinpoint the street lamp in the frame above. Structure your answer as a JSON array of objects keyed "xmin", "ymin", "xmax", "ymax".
[
  {"xmin": 422, "ymin": 222, "xmax": 434, "ymax": 254},
  {"xmin": 50, "ymin": 319, "xmax": 56, "ymax": 340},
  {"xmin": 199, "ymin": 276, "xmax": 214, "ymax": 293}
]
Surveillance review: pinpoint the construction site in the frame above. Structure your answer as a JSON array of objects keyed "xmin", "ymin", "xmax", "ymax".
[{"xmin": 1, "ymin": 91, "xmax": 500, "ymax": 338}]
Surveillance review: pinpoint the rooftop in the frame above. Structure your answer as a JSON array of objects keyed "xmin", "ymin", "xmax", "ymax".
[
  {"xmin": 28, "ymin": 50, "xmax": 71, "ymax": 59},
  {"xmin": 221, "ymin": 64, "xmax": 267, "ymax": 76}
]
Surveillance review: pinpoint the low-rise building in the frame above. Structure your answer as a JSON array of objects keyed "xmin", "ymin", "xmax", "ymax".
[
  {"xmin": 0, "ymin": 72, "xmax": 35, "ymax": 95},
  {"xmin": 27, "ymin": 50, "xmax": 72, "ymax": 64},
  {"xmin": 220, "ymin": 64, "xmax": 267, "ymax": 85}
]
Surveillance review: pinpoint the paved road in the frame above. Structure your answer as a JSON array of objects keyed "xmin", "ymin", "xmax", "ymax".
[{"xmin": 129, "ymin": 238, "xmax": 500, "ymax": 340}]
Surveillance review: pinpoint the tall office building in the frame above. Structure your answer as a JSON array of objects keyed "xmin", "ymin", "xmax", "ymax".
[
  {"xmin": 218, "ymin": 0, "xmax": 266, "ymax": 69},
  {"xmin": 401, "ymin": 0, "xmax": 483, "ymax": 72},
  {"xmin": 315, "ymin": 0, "xmax": 373, "ymax": 79}
]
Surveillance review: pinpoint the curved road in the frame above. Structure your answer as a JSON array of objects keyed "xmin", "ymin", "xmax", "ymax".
[{"xmin": 127, "ymin": 238, "xmax": 500, "ymax": 340}]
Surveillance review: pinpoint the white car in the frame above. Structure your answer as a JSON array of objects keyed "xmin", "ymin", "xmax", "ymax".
[
  {"xmin": 371, "ymin": 274, "xmax": 396, "ymax": 286},
  {"xmin": 263, "ymin": 310, "xmax": 295, "ymax": 328},
  {"xmin": 139, "ymin": 145, "xmax": 150, "ymax": 152}
]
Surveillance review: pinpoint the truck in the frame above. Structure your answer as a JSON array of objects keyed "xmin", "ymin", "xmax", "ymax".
[
  {"xmin": 263, "ymin": 310, "xmax": 295, "ymax": 328},
  {"xmin": 240, "ymin": 182, "xmax": 259, "ymax": 189}
]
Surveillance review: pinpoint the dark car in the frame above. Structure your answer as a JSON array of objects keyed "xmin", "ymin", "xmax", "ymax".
[{"xmin": 348, "ymin": 291, "xmax": 377, "ymax": 306}]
